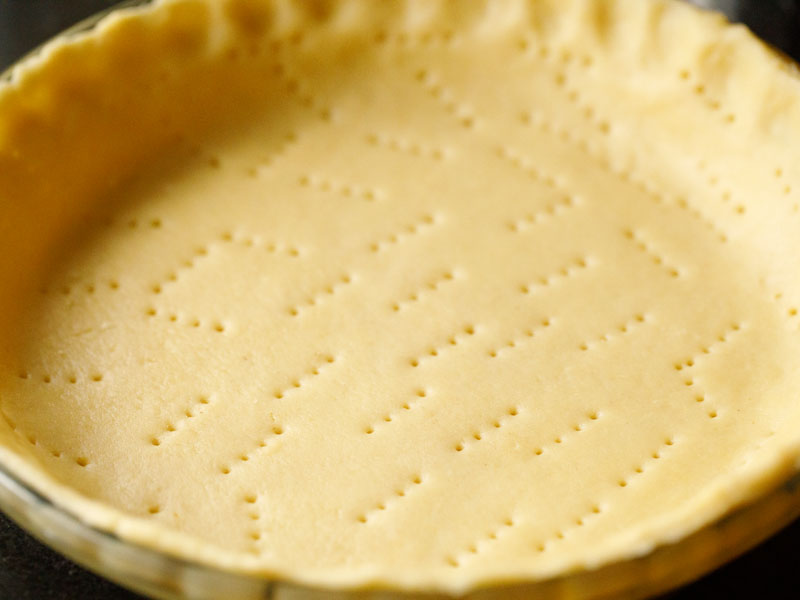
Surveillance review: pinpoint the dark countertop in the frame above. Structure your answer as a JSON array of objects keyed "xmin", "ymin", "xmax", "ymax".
[{"xmin": 1, "ymin": 1, "xmax": 800, "ymax": 598}]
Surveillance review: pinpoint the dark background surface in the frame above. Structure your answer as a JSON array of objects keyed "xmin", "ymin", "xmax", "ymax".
[{"xmin": 1, "ymin": 0, "xmax": 800, "ymax": 598}]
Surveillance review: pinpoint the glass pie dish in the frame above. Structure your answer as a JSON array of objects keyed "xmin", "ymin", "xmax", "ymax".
[{"xmin": 2, "ymin": 452, "xmax": 800, "ymax": 599}]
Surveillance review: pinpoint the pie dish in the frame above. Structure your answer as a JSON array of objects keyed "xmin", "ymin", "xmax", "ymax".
[{"xmin": 2, "ymin": 0, "xmax": 800, "ymax": 598}]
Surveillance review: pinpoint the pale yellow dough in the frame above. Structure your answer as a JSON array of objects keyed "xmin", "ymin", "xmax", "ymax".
[{"xmin": 3, "ymin": 0, "xmax": 800, "ymax": 593}]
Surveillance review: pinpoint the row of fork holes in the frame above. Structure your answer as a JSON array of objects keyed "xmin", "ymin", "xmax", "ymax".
[
  {"xmin": 447, "ymin": 516, "xmax": 517, "ymax": 566},
  {"xmin": 356, "ymin": 475, "xmax": 424, "ymax": 523},
  {"xmin": 679, "ymin": 70, "xmax": 736, "ymax": 124},
  {"xmin": 272, "ymin": 356, "xmax": 336, "ymax": 400},
  {"xmin": 365, "ymin": 389, "xmax": 428, "ymax": 434},
  {"xmin": 18, "ymin": 372, "xmax": 102, "ymax": 384},
  {"xmin": 521, "ymin": 42, "xmax": 606, "ymax": 135},
  {"xmin": 579, "ymin": 315, "xmax": 645, "ymax": 351},
  {"xmin": 392, "ymin": 271, "xmax": 456, "ymax": 312},
  {"xmin": 150, "ymin": 396, "xmax": 211, "ymax": 446},
  {"xmin": 14, "ymin": 428, "xmax": 89, "ymax": 467},
  {"xmin": 518, "ymin": 41, "xmax": 594, "ymax": 69},
  {"xmin": 682, "ymin": 378, "xmax": 719, "ymax": 419},
  {"xmin": 618, "ymin": 438, "xmax": 675, "ymax": 488},
  {"xmin": 533, "ymin": 504, "xmax": 604, "ymax": 554},
  {"xmin": 145, "ymin": 307, "xmax": 226, "ymax": 332},
  {"xmin": 488, "ymin": 318, "xmax": 551, "ymax": 358},
  {"xmin": 533, "ymin": 438, "xmax": 675, "ymax": 551},
  {"xmin": 532, "ymin": 412, "xmax": 600, "ymax": 456},
  {"xmin": 220, "ymin": 426, "xmax": 285, "ymax": 474},
  {"xmin": 454, "ymin": 406, "xmax": 520, "ymax": 452},
  {"xmin": 41, "ymin": 280, "xmax": 119, "ymax": 295},
  {"xmin": 410, "ymin": 325, "xmax": 475, "ymax": 367}
]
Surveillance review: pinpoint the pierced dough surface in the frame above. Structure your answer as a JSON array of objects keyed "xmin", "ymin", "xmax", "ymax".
[{"xmin": 2, "ymin": 0, "xmax": 800, "ymax": 592}]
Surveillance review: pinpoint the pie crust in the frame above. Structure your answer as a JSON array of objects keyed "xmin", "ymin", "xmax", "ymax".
[{"xmin": 2, "ymin": 0, "xmax": 800, "ymax": 593}]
